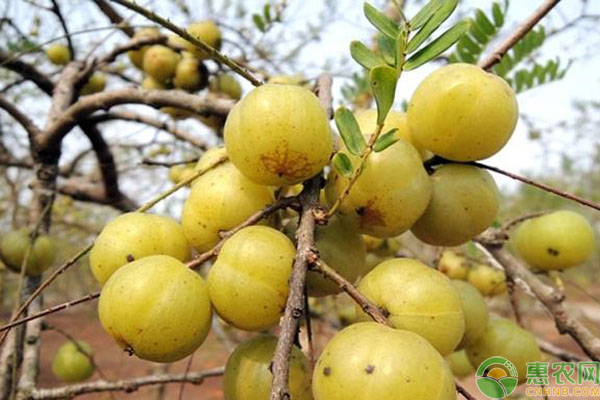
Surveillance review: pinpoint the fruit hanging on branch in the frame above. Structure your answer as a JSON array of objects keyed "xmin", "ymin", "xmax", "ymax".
[
  {"xmin": 467, "ymin": 263, "xmax": 507, "ymax": 296},
  {"xmin": 0, "ymin": 228, "xmax": 56, "ymax": 276},
  {"xmin": 128, "ymin": 27, "xmax": 162, "ymax": 69},
  {"xmin": 142, "ymin": 45, "xmax": 180, "ymax": 84},
  {"xmin": 451, "ymin": 280, "xmax": 489, "ymax": 348},
  {"xmin": 51, "ymin": 341, "xmax": 95, "ymax": 383},
  {"xmin": 45, "ymin": 44, "xmax": 71, "ymax": 66}
]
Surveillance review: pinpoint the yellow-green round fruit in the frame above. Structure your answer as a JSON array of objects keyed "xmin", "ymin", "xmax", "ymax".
[
  {"xmin": 128, "ymin": 27, "xmax": 161, "ymax": 69},
  {"xmin": 45, "ymin": 44, "xmax": 71, "ymax": 65},
  {"xmin": 287, "ymin": 216, "xmax": 367, "ymax": 297},
  {"xmin": 0, "ymin": 229, "xmax": 56, "ymax": 276},
  {"xmin": 465, "ymin": 318, "xmax": 541, "ymax": 383},
  {"xmin": 267, "ymin": 75, "xmax": 306, "ymax": 85},
  {"xmin": 141, "ymin": 75, "xmax": 166, "ymax": 90},
  {"xmin": 313, "ymin": 322, "xmax": 456, "ymax": 400},
  {"xmin": 512, "ymin": 210, "xmax": 595, "ymax": 271},
  {"xmin": 467, "ymin": 264, "xmax": 506, "ymax": 296},
  {"xmin": 142, "ymin": 45, "xmax": 180, "ymax": 83},
  {"xmin": 173, "ymin": 57, "xmax": 205, "ymax": 91},
  {"xmin": 90, "ymin": 212, "xmax": 190, "ymax": 285},
  {"xmin": 353, "ymin": 109, "xmax": 429, "ymax": 158},
  {"xmin": 182, "ymin": 20, "xmax": 222, "ymax": 59},
  {"xmin": 325, "ymin": 139, "xmax": 431, "ymax": 238},
  {"xmin": 168, "ymin": 163, "xmax": 194, "ymax": 184},
  {"xmin": 408, "ymin": 63, "xmax": 518, "ymax": 161},
  {"xmin": 99, "ymin": 255, "xmax": 212, "ymax": 362},
  {"xmin": 209, "ymin": 74, "xmax": 242, "ymax": 100},
  {"xmin": 224, "ymin": 335, "xmax": 312, "ymax": 400},
  {"xmin": 357, "ymin": 258, "xmax": 464, "ymax": 355},
  {"xmin": 182, "ymin": 161, "xmax": 274, "ymax": 252},
  {"xmin": 365, "ymin": 253, "xmax": 391, "ymax": 270},
  {"xmin": 208, "ymin": 226, "xmax": 295, "ymax": 330},
  {"xmin": 438, "ymin": 250, "xmax": 470, "ymax": 280},
  {"xmin": 51, "ymin": 341, "xmax": 95, "ymax": 383},
  {"xmin": 451, "ymin": 280, "xmax": 488, "ymax": 348},
  {"xmin": 445, "ymin": 350, "xmax": 474, "ymax": 378},
  {"xmin": 224, "ymin": 84, "xmax": 333, "ymax": 186},
  {"xmin": 411, "ymin": 164, "xmax": 499, "ymax": 246},
  {"xmin": 80, "ymin": 73, "xmax": 106, "ymax": 96}
]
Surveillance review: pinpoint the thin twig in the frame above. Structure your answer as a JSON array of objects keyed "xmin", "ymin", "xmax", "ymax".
[{"xmin": 50, "ymin": 0, "xmax": 75, "ymax": 59}]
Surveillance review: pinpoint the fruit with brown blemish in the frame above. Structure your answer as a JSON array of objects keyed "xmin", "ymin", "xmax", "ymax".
[
  {"xmin": 325, "ymin": 138, "xmax": 431, "ymax": 238},
  {"xmin": 51, "ymin": 341, "xmax": 95, "ymax": 383},
  {"xmin": 45, "ymin": 44, "xmax": 71, "ymax": 65},
  {"xmin": 512, "ymin": 210, "xmax": 595, "ymax": 271},
  {"xmin": 207, "ymin": 226, "xmax": 296, "ymax": 331},
  {"xmin": 224, "ymin": 335, "xmax": 312, "ymax": 399},
  {"xmin": 467, "ymin": 263, "xmax": 507, "ymax": 296},
  {"xmin": 224, "ymin": 84, "xmax": 333, "ymax": 186},
  {"xmin": 465, "ymin": 318, "xmax": 541, "ymax": 383},
  {"xmin": 99, "ymin": 255, "xmax": 212, "ymax": 363},
  {"xmin": 90, "ymin": 212, "xmax": 190, "ymax": 285},
  {"xmin": 451, "ymin": 280, "xmax": 489, "ymax": 348},
  {"xmin": 356, "ymin": 258, "xmax": 464, "ymax": 355},
  {"xmin": 181, "ymin": 155, "xmax": 274, "ymax": 252},
  {"xmin": 411, "ymin": 164, "xmax": 499, "ymax": 246},
  {"xmin": 438, "ymin": 250, "xmax": 470, "ymax": 280},
  {"xmin": 312, "ymin": 322, "xmax": 456, "ymax": 400},
  {"xmin": 408, "ymin": 63, "xmax": 518, "ymax": 161},
  {"xmin": 128, "ymin": 27, "xmax": 162, "ymax": 69},
  {"xmin": 0, "ymin": 228, "xmax": 56, "ymax": 276},
  {"xmin": 445, "ymin": 349, "xmax": 474, "ymax": 378},
  {"xmin": 142, "ymin": 45, "xmax": 180, "ymax": 84}
]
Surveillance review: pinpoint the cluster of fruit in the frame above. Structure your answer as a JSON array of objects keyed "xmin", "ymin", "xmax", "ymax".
[{"xmin": 438, "ymin": 249, "xmax": 507, "ymax": 296}]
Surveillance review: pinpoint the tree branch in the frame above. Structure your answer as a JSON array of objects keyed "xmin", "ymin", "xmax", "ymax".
[
  {"xmin": 0, "ymin": 95, "xmax": 43, "ymax": 141},
  {"xmin": 91, "ymin": 0, "xmax": 135, "ymax": 37},
  {"xmin": 478, "ymin": 0, "xmax": 562, "ymax": 70},
  {"xmin": 0, "ymin": 50, "xmax": 54, "ymax": 95}
]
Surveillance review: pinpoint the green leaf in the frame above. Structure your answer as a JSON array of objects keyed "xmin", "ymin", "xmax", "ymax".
[
  {"xmin": 252, "ymin": 14, "xmax": 265, "ymax": 32},
  {"xmin": 333, "ymin": 153, "xmax": 354, "ymax": 177},
  {"xmin": 378, "ymin": 35, "xmax": 396, "ymax": 65},
  {"xmin": 364, "ymin": 3, "xmax": 399, "ymax": 39},
  {"xmin": 374, "ymin": 129, "xmax": 399, "ymax": 152},
  {"xmin": 475, "ymin": 9, "xmax": 495, "ymax": 35},
  {"xmin": 334, "ymin": 107, "xmax": 367, "ymax": 155},
  {"xmin": 409, "ymin": 0, "xmax": 443, "ymax": 30},
  {"xmin": 350, "ymin": 41, "xmax": 388, "ymax": 69},
  {"xmin": 263, "ymin": 4, "xmax": 272, "ymax": 22},
  {"xmin": 407, "ymin": 0, "xmax": 458, "ymax": 53},
  {"xmin": 492, "ymin": 2, "xmax": 504, "ymax": 27},
  {"xmin": 369, "ymin": 66, "xmax": 398, "ymax": 124},
  {"xmin": 469, "ymin": 20, "xmax": 489, "ymax": 44},
  {"xmin": 404, "ymin": 19, "xmax": 470, "ymax": 70}
]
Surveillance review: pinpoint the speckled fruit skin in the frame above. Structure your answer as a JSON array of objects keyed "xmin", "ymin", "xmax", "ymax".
[
  {"xmin": 325, "ymin": 138, "xmax": 431, "ymax": 238},
  {"xmin": 438, "ymin": 250, "xmax": 470, "ymax": 280},
  {"xmin": 183, "ymin": 21, "xmax": 222, "ymax": 59},
  {"xmin": 445, "ymin": 349, "xmax": 474, "ymax": 378},
  {"xmin": 513, "ymin": 210, "xmax": 595, "ymax": 271},
  {"xmin": 207, "ymin": 226, "xmax": 296, "ymax": 331},
  {"xmin": 451, "ymin": 280, "xmax": 488, "ymax": 348},
  {"xmin": 79, "ymin": 73, "xmax": 106, "ymax": 95},
  {"xmin": 128, "ymin": 28, "xmax": 161, "ymax": 69},
  {"xmin": 142, "ymin": 45, "xmax": 180, "ymax": 83},
  {"xmin": 408, "ymin": 63, "xmax": 518, "ymax": 161},
  {"xmin": 467, "ymin": 264, "xmax": 506, "ymax": 296},
  {"xmin": 357, "ymin": 258, "xmax": 464, "ymax": 355},
  {"xmin": 466, "ymin": 318, "xmax": 541, "ymax": 383},
  {"xmin": 287, "ymin": 216, "xmax": 367, "ymax": 297},
  {"xmin": 224, "ymin": 335, "xmax": 313, "ymax": 400},
  {"xmin": 173, "ymin": 56, "xmax": 205, "ymax": 91},
  {"xmin": 51, "ymin": 341, "xmax": 95, "ymax": 383},
  {"xmin": 412, "ymin": 164, "xmax": 499, "ymax": 246},
  {"xmin": 181, "ymin": 160, "xmax": 274, "ymax": 252},
  {"xmin": 312, "ymin": 322, "xmax": 456, "ymax": 400},
  {"xmin": 90, "ymin": 212, "xmax": 190, "ymax": 285},
  {"xmin": 99, "ymin": 255, "xmax": 212, "ymax": 363},
  {"xmin": 353, "ymin": 109, "xmax": 429, "ymax": 158},
  {"xmin": 45, "ymin": 44, "xmax": 71, "ymax": 65},
  {"xmin": 0, "ymin": 228, "xmax": 56, "ymax": 276},
  {"xmin": 224, "ymin": 84, "xmax": 333, "ymax": 186}
]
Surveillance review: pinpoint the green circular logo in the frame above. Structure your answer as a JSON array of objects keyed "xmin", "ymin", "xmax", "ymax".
[{"xmin": 475, "ymin": 356, "xmax": 519, "ymax": 399}]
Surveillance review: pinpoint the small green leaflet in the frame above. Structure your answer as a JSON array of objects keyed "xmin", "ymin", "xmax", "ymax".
[
  {"xmin": 334, "ymin": 107, "xmax": 367, "ymax": 156},
  {"xmin": 407, "ymin": 0, "xmax": 458, "ymax": 53},
  {"xmin": 253, "ymin": 14, "xmax": 266, "ymax": 32},
  {"xmin": 350, "ymin": 41, "xmax": 387, "ymax": 69},
  {"xmin": 374, "ymin": 129, "xmax": 399, "ymax": 152},
  {"xmin": 369, "ymin": 66, "xmax": 398, "ymax": 124},
  {"xmin": 364, "ymin": 3, "xmax": 399, "ymax": 39},
  {"xmin": 404, "ymin": 19, "xmax": 470, "ymax": 70},
  {"xmin": 409, "ymin": 0, "xmax": 443, "ymax": 30},
  {"xmin": 378, "ymin": 35, "xmax": 396, "ymax": 65},
  {"xmin": 332, "ymin": 153, "xmax": 354, "ymax": 177},
  {"xmin": 492, "ymin": 2, "xmax": 505, "ymax": 27}
]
